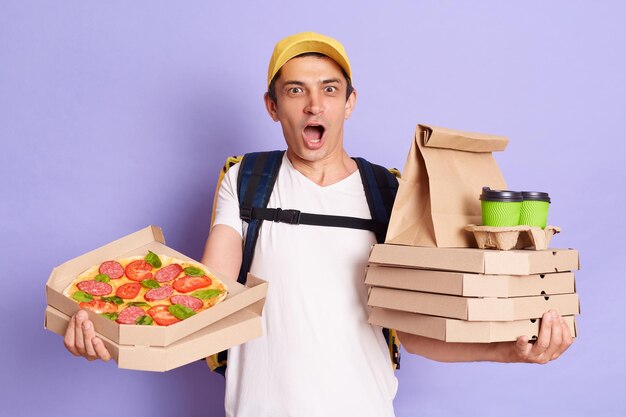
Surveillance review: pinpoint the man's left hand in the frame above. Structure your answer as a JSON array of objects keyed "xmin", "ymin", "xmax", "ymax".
[{"xmin": 510, "ymin": 309, "xmax": 574, "ymax": 364}]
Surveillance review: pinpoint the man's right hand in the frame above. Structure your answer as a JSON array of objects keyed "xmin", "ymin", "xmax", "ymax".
[{"xmin": 64, "ymin": 309, "xmax": 111, "ymax": 361}]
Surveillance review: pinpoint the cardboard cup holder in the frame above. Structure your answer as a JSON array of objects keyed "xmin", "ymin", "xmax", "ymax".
[{"xmin": 465, "ymin": 225, "xmax": 560, "ymax": 251}]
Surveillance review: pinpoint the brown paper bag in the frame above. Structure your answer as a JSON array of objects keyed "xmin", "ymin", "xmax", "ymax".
[{"xmin": 386, "ymin": 124, "xmax": 508, "ymax": 247}]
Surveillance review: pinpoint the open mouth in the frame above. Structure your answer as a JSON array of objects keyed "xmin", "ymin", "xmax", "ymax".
[{"xmin": 303, "ymin": 124, "xmax": 325, "ymax": 144}]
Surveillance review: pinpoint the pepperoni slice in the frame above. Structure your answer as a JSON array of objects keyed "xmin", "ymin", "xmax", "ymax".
[
  {"xmin": 144, "ymin": 285, "xmax": 174, "ymax": 302},
  {"xmin": 77, "ymin": 280, "xmax": 113, "ymax": 296},
  {"xmin": 116, "ymin": 282, "xmax": 142, "ymax": 299},
  {"xmin": 125, "ymin": 260, "xmax": 153, "ymax": 282},
  {"xmin": 147, "ymin": 305, "xmax": 180, "ymax": 326},
  {"xmin": 79, "ymin": 299, "xmax": 118, "ymax": 314},
  {"xmin": 173, "ymin": 276, "xmax": 212, "ymax": 294},
  {"xmin": 170, "ymin": 295, "xmax": 204, "ymax": 311},
  {"xmin": 98, "ymin": 260, "xmax": 124, "ymax": 279},
  {"xmin": 155, "ymin": 264, "xmax": 183, "ymax": 283},
  {"xmin": 116, "ymin": 306, "xmax": 146, "ymax": 325}
]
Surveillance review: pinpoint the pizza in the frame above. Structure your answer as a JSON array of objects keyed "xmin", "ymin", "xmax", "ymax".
[{"xmin": 64, "ymin": 251, "xmax": 228, "ymax": 326}]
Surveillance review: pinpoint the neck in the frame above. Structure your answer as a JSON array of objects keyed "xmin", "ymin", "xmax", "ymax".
[{"xmin": 286, "ymin": 149, "xmax": 357, "ymax": 187}]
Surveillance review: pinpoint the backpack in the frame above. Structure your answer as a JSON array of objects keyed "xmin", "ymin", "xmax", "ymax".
[{"xmin": 207, "ymin": 150, "xmax": 401, "ymax": 376}]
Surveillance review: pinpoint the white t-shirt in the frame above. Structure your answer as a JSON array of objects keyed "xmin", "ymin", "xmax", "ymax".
[{"xmin": 214, "ymin": 154, "xmax": 398, "ymax": 417}]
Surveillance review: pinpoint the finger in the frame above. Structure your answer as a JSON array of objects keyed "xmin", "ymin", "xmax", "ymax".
[
  {"xmin": 561, "ymin": 316, "xmax": 574, "ymax": 345},
  {"xmin": 92, "ymin": 337, "xmax": 112, "ymax": 361},
  {"xmin": 74, "ymin": 310, "xmax": 88, "ymax": 356},
  {"xmin": 63, "ymin": 313, "xmax": 79, "ymax": 356},
  {"xmin": 515, "ymin": 335, "xmax": 532, "ymax": 361},
  {"xmin": 531, "ymin": 311, "xmax": 554, "ymax": 362},
  {"xmin": 552, "ymin": 316, "xmax": 574, "ymax": 360},
  {"xmin": 543, "ymin": 311, "xmax": 563, "ymax": 361},
  {"xmin": 82, "ymin": 320, "xmax": 98, "ymax": 360}
]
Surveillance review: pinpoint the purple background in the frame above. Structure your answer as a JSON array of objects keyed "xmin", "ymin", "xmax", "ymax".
[{"xmin": 1, "ymin": 1, "xmax": 624, "ymax": 416}]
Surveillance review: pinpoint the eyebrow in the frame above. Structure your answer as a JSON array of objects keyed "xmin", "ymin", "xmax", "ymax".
[
  {"xmin": 282, "ymin": 78, "xmax": 344, "ymax": 86},
  {"xmin": 282, "ymin": 80, "xmax": 305, "ymax": 86}
]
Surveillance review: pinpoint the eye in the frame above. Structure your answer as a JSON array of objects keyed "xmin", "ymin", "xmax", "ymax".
[
  {"xmin": 288, "ymin": 87, "xmax": 303, "ymax": 94},
  {"xmin": 324, "ymin": 86, "xmax": 337, "ymax": 93}
]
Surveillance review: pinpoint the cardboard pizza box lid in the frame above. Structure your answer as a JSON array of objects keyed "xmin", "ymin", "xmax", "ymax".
[
  {"xmin": 368, "ymin": 244, "xmax": 579, "ymax": 275},
  {"xmin": 45, "ymin": 225, "xmax": 268, "ymax": 347},
  {"xmin": 367, "ymin": 287, "xmax": 580, "ymax": 321},
  {"xmin": 44, "ymin": 304, "xmax": 263, "ymax": 372},
  {"xmin": 365, "ymin": 265, "xmax": 576, "ymax": 298},
  {"xmin": 368, "ymin": 307, "xmax": 577, "ymax": 343}
]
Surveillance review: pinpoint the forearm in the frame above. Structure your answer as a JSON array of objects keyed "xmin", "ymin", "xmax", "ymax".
[
  {"xmin": 200, "ymin": 224, "xmax": 243, "ymax": 279},
  {"xmin": 397, "ymin": 331, "xmax": 517, "ymax": 363}
]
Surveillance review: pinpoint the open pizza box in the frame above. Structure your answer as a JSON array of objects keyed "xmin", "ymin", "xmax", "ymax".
[
  {"xmin": 44, "ymin": 225, "xmax": 268, "ymax": 371},
  {"xmin": 369, "ymin": 307, "xmax": 577, "ymax": 343},
  {"xmin": 44, "ymin": 303, "xmax": 263, "ymax": 372}
]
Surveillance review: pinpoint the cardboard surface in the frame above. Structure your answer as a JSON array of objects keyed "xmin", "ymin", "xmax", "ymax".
[
  {"xmin": 365, "ymin": 266, "xmax": 576, "ymax": 297},
  {"xmin": 368, "ymin": 307, "xmax": 577, "ymax": 342},
  {"xmin": 466, "ymin": 225, "xmax": 560, "ymax": 250},
  {"xmin": 368, "ymin": 244, "xmax": 580, "ymax": 275},
  {"xmin": 45, "ymin": 305, "xmax": 263, "ymax": 372},
  {"xmin": 45, "ymin": 225, "xmax": 268, "ymax": 347},
  {"xmin": 386, "ymin": 124, "xmax": 508, "ymax": 247},
  {"xmin": 368, "ymin": 287, "xmax": 580, "ymax": 321}
]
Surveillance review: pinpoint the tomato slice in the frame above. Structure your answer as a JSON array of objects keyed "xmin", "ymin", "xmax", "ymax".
[
  {"xmin": 147, "ymin": 305, "xmax": 180, "ymax": 326},
  {"xmin": 125, "ymin": 260, "xmax": 153, "ymax": 282},
  {"xmin": 172, "ymin": 276, "xmax": 212, "ymax": 293},
  {"xmin": 116, "ymin": 282, "xmax": 142, "ymax": 299},
  {"xmin": 79, "ymin": 299, "xmax": 118, "ymax": 314}
]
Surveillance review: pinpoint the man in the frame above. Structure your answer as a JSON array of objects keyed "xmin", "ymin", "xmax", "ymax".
[{"xmin": 64, "ymin": 32, "xmax": 573, "ymax": 416}]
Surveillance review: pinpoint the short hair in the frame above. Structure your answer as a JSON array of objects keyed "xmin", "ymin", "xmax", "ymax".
[{"xmin": 267, "ymin": 52, "xmax": 354, "ymax": 103}]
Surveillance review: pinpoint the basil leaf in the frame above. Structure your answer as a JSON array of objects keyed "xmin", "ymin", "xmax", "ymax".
[
  {"xmin": 141, "ymin": 279, "xmax": 160, "ymax": 289},
  {"xmin": 126, "ymin": 301, "xmax": 151, "ymax": 308},
  {"xmin": 191, "ymin": 289, "xmax": 222, "ymax": 300},
  {"xmin": 168, "ymin": 304, "xmax": 196, "ymax": 320},
  {"xmin": 72, "ymin": 291, "xmax": 93, "ymax": 303},
  {"xmin": 102, "ymin": 312, "xmax": 118, "ymax": 321},
  {"xmin": 145, "ymin": 251, "xmax": 162, "ymax": 268},
  {"xmin": 94, "ymin": 274, "xmax": 110, "ymax": 283},
  {"xmin": 184, "ymin": 266, "xmax": 205, "ymax": 277},
  {"xmin": 135, "ymin": 315, "xmax": 154, "ymax": 325},
  {"xmin": 101, "ymin": 296, "xmax": 124, "ymax": 305}
]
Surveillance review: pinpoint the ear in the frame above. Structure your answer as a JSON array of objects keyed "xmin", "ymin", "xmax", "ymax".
[
  {"xmin": 264, "ymin": 92, "xmax": 280, "ymax": 122},
  {"xmin": 344, "ymin": 89, "xmax": 357, "ymax": 120}
]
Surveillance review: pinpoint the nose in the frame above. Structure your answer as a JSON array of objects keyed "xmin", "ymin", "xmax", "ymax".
[{"xmin": 304, "ymin": 91, "xmax": 323, "ymax": 115}]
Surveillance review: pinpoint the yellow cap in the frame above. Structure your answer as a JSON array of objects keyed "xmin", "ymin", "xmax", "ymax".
[{"xmin": 267, "ymin": 32, "xmax": 352, "ymax": 88}]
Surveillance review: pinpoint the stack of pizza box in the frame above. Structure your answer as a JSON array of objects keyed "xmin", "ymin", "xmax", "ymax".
[
  {"xmin": 366, "ymin": 244, "xmax": 580, "ymax": 342},
  {"xmin": 44, "ymin": 225, "xmax": 268, "ymax": 371}
]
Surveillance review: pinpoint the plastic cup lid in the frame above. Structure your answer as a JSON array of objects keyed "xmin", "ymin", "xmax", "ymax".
[
  {"xmin": 480, "ymin": 187, "xmax": 523, "ymax": 202},
  {"xmin": 521, "ymin": 191, "xmax": 551, "ymax": 203}
]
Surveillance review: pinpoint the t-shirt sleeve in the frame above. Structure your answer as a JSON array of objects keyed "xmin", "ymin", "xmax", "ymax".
[{"xmin": 212, "ymin": 162, "xmax": 243, "ymax": 238}]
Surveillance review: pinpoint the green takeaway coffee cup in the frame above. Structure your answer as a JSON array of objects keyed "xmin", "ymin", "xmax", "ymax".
[
  {"xmin": 480, "ymin": 187, "xmax": 523, "ymax": 227},
  {"xmin": 519, "ymin": 191, "xmax": 551, "ymax": 228}
]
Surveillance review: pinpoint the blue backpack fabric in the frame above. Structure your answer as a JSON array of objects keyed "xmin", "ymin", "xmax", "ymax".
[{"xmin": 208, "ymin": 150, "xmax": 400, "ymax": 376}]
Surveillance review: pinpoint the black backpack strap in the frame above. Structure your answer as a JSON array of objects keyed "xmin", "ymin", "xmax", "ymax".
[
  {"xmin": 236, "ymin": 150, "xmax": 285, "ymax": 284},
  {"xmin": 352, "ymin": 157, "xmax": 399, "ymax": 243},
  {"xmin": 241, "ymin": 207, "xmax": 377, "ymax": 232},
  {"xmin": 354, "ymin": 157, "xmax": 401, "ymax": 370}
]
